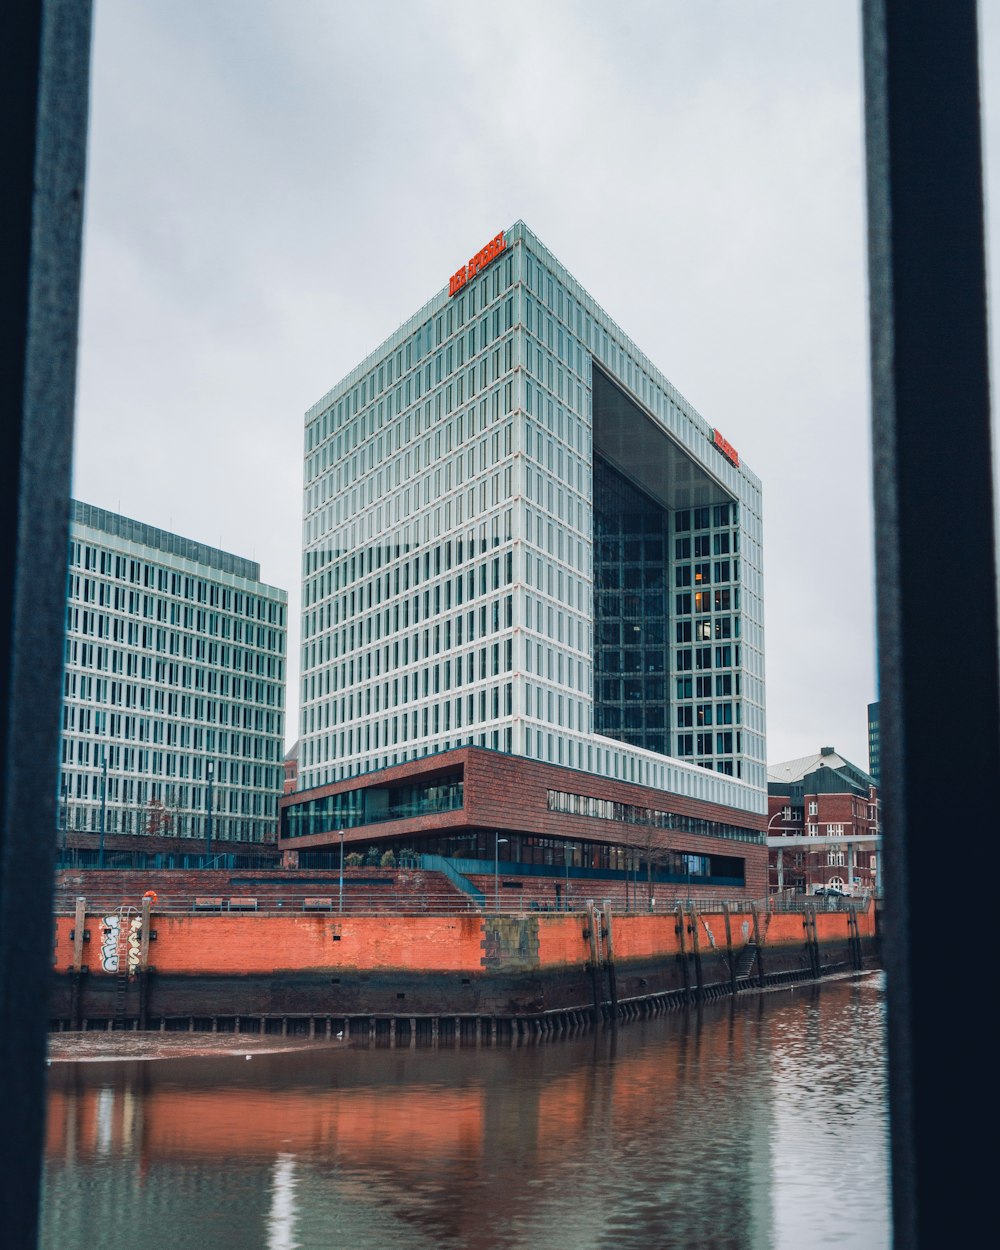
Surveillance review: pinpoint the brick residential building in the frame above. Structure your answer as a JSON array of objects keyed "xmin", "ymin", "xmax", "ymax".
[
  {"xmin": 283, "ymin": 740, "xmax": 300, "ymax": 794},
  {"xmin": 766, "ymin": 747, "xmax": 880, "ymax": 896}
]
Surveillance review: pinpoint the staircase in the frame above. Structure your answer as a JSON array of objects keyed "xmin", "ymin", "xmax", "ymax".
[
  {"xmin": 114, "ymin": 905, "xmax": 137, "ymax": 1028},
  {"xmin": 734, "ymin": 942, "xmax": 759, "ymax": 980},
  {"xmin": 418, "ymin": 855, "xmax": 485, "ymax": 906}
]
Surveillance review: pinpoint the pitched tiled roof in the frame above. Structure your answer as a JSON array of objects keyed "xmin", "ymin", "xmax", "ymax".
[{"xmin": 768, "ymin": 749, "xmax": 873, "ymax": 786}]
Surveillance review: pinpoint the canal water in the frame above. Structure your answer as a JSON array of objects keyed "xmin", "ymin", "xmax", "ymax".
[{"xmin": 41, "ymin": 971, "xmax": 890, "ymax": 1249}]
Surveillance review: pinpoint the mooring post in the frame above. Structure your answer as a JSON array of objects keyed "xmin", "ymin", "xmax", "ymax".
[
  {"xmin": 689, "ymin": 906, "xmax": 704, "ymax": 1002},
  {"xmin": 722, "ymin": 902, "xmax": 736, "ymax": 998},
  {"xmin": 675, "ymin": 904, "xmax": 691, "ymax": 1002},
  {"xmin": 848, "ymin": 906, "xmax": 862, "ymax": 969},
  {"xmin": 138, "ymin": 895, "xmax": 151, "ymax": 1031},
  {"xmin": 804, "ymin": 905, "xmax": 819, "ymax": 979},
  {"xmin": 750, "ymin": 903, "xmax": 766, "ymax": 987},
  {"xmin": 70, "ymin": 896, "xmax": 86, "ymax": 1030},
  {"xmin": 602, "ymin": 901, "xmax": 619, "ymax": 1022},
  {"xmin": 585, "ymin": 900, "xmax": 603, "ymax": 1022}
]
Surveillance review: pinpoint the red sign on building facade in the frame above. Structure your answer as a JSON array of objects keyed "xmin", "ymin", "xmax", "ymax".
[
  {"xmin": 449, "ymin": 231, "xmax": 506, "ymax": 297},
  {"xmin": 710, "ymin": 428, "xmax": 740, "ymax": 467}
]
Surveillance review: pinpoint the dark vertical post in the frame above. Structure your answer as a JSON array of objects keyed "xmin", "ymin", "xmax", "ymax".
[
  {"xmin": 60, "ymin": 776, "xmax": 68, "ymax": 866},
  {"xmin": 688, "ymin": 906, "xmax": 703, "ymax": 1002},
  {"xmin": 862, "ymin": 6, "xmax": 998, "ymax": 1244},
  {"xmin": 0, "ymin": 2, "xmax": 92, "ymax": 1243},
  {"xmin": 70, "ymin": 896, "xmax": 86, "ymax": 1029},
  {"xmin": 585, "ymin": 899, "xmax": 602, "ymax": 1021},
  {"xmin": 97, "ymin": 750, "xmax": 107, "ymax": 868},
  {"xmin": 338, "ymin": 829, "xmax": 344, "ymax": 913},
  {"xmin": 722, "ymin": 902, "xmax": 736, "ymax": 997},
  {"xmin": 750, "ymin": 902, "xmax": 765, "ymax": 987},
  {"xmin": 674, "ymin": 903, "xmax": 690, "ymax": 1002},
  {"xmin": 205, "ymin": 761, "xmax": 214, "ymax": 867},
  {"xmin": 601, "ymin": 900, "xmax": 618, "ymax": 1022}
]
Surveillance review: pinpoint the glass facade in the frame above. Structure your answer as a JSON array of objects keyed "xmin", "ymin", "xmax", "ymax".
[
  {"xmin": 61, "ymin": 502, "xmax": 287, "ymax": 843},
  {"xmin": 284, "ymin": 772, "xmax": 464, "ymax": 839},
  {"xmin": 299, "ymin": 223, "xmax": 766, "ymax": 816},
  {"xmin": 593, "ymin": 455, "xmax": 670, "ymax": 754}
]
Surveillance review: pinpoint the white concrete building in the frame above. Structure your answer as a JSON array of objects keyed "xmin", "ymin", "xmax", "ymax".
[
  {"xmin": 60, "ymin": 501, "xmax": 287, "ymax": 850},
  {"xmin": 299, "ymin": 223, "xmax": 766, "ymax": 817}
]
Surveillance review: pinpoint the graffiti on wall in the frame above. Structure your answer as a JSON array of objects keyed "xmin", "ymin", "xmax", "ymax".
[{"xmin": 100, "ymin": 909, "xmax": 142, "ymax": 974}]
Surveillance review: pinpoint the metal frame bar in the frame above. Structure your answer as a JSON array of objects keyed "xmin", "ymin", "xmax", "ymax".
[
  {"xmin": 2, "ymin": 2, "xmax": 997, "ymax": 1245},
  {"xmin": 863, "ymin": 2, "xmax": 998, "ymax": 1244},
  {"xmin": 0, "ymin": 3, "xmax": 92, "ymax": 1246}
]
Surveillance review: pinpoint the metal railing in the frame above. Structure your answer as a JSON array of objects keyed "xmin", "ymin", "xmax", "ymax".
[
  {"xmin": 417, "ymin": 854, "xmax": 486, "ymax": 905},
  {"xmin": 50, "ymin": 888, "xmax": 867, "ymax": 918}
]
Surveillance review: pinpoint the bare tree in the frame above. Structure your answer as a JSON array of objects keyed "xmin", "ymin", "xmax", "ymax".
[{"xmin": 625, "ymin": 828, "xmax": 680, "ymax": 910}]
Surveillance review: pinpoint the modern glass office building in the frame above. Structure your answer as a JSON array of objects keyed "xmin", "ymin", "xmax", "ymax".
[
  {"xmin": 61, "ymin": 501, "xmax": 287, "ymax": 851},
  {"xmin": 297, "ymin": 222, "xmax": 765, "ymax": 824}
]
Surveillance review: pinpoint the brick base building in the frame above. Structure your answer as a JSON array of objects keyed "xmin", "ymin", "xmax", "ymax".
[{"xmin": 280, "ymin": 745, "xmax": 767, "ymax": 906}]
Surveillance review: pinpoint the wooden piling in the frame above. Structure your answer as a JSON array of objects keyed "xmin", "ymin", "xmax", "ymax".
[
  {"xmin": 585, "ymin": 900, "xmax": 603, "ymax": 1022},
  {"xmin": 602, "ymin": 901, "xmax": 619, "ymax": 1022},
  {"xmin": 750, "ymin": 903, "xmax": 767, "ymax": 987},
  {"xmin": 70, "ymin": 896, "xmax": 86, "ymax": 1029},
  {"xmin": 675, "ymin": 904, "xmax": 691, "ymax": 1002},
  {"xmin": 722, "ymin": 903, "xmax": 736, "ymax": 997},
  {"xmin": 689, "ymin": 906, "xmax": 704, "ymax": 1002}
]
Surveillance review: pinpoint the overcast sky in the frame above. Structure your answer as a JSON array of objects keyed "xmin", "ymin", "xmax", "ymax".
[{"xmin": 71, "ymin": 1, "xmax": 1000, "ymax": 770}]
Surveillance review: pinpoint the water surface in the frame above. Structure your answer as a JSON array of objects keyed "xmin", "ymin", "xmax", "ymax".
[{"xmin": 42, "ymin": 971, "xmax": 889, "ymax": 1249}]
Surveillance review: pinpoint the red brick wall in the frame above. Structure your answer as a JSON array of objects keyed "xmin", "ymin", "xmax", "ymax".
[{"xmin": 53, "ymin": 904, "xmax": 874, "ymax": 977}]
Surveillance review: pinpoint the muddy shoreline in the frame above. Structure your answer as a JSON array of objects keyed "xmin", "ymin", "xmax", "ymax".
[{"xmin": 46, "ymin": 1031, "xmax": 345, "ymax": 1064}]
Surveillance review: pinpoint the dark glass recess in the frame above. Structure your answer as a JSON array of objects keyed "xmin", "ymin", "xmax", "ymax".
[{"xmin": 593, "ymin": 455, "xmax": 670, "ymax": 754}]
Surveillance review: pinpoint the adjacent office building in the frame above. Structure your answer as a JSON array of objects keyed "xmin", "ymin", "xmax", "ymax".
[
  {"xmin": 867, "ymin": 700, "xmax": 880, "ymax": 785},
  {"xmin": 283, "ymin": 223, "xmax": 767, "ymax": 897},
  {"xmin": 60, "ymin": 502, "xmax": 287, "ymax": 859}
]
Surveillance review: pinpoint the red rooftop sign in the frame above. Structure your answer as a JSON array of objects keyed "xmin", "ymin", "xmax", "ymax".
[
  {"xmin": 449, "ymin": 231, "xmax": 506, "ymax": 296},
  {"xmin": 710, "ymin": 428, "xmax": 740, "ymax": 467}
]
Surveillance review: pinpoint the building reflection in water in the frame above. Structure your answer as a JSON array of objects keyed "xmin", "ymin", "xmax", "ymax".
[
  {"xmin": 42, "ymin": 973, "xmax": 889, "ymax": 1250},
  {"xmin": 267, "ymin": 1153, "xmax": 297, "ymax": 1250}
]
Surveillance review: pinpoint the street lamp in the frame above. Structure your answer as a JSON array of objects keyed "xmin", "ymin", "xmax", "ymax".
[
  {"xmin": 766, "ymin": 808, "xmax": 789, "ymax": 893},
  {"xmin": 339, "ymin": 829, "xmax": 345, "ymax": 914},
  {"xmin": 494, "ymin": 833, "xmax": 508, "ymax": 910},
  {"xmin": 205, "ymin": 762, "xmax": 214, "ymax": 868},
  {"xmin": 98, "ymin": 751, "xmax": 107, "ymax": 869}
]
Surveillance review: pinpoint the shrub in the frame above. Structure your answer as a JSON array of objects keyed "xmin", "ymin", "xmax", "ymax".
[
  {"xmin": 380, "ymin": 849, "xmax": 396, "ymax": 868},
  {"xmin": 345, "ymin": 852, "xmax": 364, "ymax": 867}
]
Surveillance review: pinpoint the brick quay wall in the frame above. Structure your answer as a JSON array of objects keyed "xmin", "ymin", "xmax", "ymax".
[{"xmin": 50, "ymin": 895, "xmax": 879, "ymax": 1034}]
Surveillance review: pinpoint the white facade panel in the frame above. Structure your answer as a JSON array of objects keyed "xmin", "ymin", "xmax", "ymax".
[
  {"xmin": 61, "ymin": 503, "xmax": 287, "ymax": 845},
  {"xmin": 300, "ymin": 223, "xmax": 765, "ymax": 815}
]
